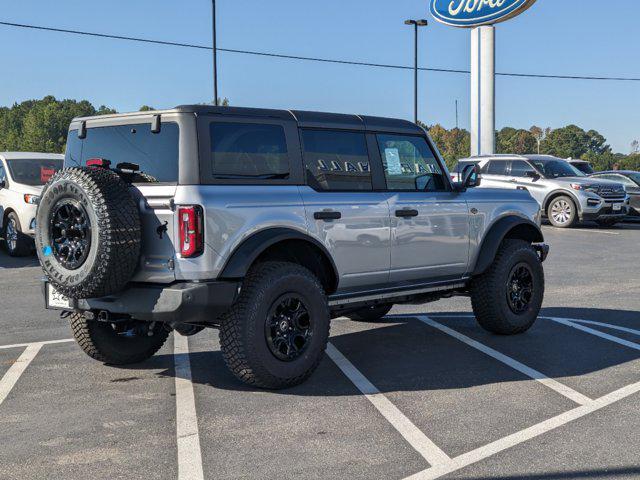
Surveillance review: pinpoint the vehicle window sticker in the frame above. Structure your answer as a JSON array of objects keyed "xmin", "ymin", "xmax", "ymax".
[{"xmin": 384, "ymin": 148, "xmax": 403, "ymax": 175}]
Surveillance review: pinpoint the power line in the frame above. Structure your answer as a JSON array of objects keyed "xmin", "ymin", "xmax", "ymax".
[{"xmin": 1, "ymin": 20, "xmax": 640, "ymax": 82}]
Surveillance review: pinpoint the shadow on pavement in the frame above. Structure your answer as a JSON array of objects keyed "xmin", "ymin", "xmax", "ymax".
[
  {"xmin": 462, "ymin": 466, "xmax": 640, "ymax": 479},
  {"xmin": 0, "ymin": 250, "xmax": 39, "ymax": 269},
  {"xmin": 120, "ymin": 307, "xmax": 640, "ymax": 395},
  {"xmin": 542, "ymin": 307, "xmax": 640, "ymax": 324}
]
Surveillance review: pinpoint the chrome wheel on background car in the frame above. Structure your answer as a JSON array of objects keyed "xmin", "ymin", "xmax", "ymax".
[
  {"xmin": 4, "ymin": 212, "xmax": 31, "ymax": 257},
  {"xmin": 548, "ymin": 196, "xmax": 577, "ymax": 228},
  {"xmin": 5, "ymin": 217, "xmax": 18, "ymax": 253}
]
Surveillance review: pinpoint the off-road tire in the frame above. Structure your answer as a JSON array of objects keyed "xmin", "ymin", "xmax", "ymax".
[
  {"xmin": 69, "ymin": 312, "xmax": 169, "ymax": 365},
  {"xmin": 547, "ymin": 195, "xmax": 578, "ymax": 228},
  {"xmin": 470, "ymin": 239, "xmax": 544, "ymax": 335},
  {"xmin": 4, "ymin": 212, "xmax": 32, "ymax": 257},
  {"xmin": 35, "ymin": 167, "xmax": 141, "ymax": 299},
  {"xmin": 347, "ymin": 304, "xmax": 393, "ymax": 322},
  {"xmin": 219, "ymin": 261, "xmax": 330, "ymax": 389}
]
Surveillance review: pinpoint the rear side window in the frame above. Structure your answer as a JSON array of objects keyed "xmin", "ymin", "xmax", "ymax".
[
  {"xmin": 510, "ymin": 160, "xmax": 535, "ymax": 177},
  {"xmin": 210, "ymin": 123, "xmax": 289, "ymax": 180},
  {"xmin": 301, "ymin": 130, "xmax": 372, "ymax": 191},
  {"xmin": 66, "ymin": 123, "xmax": 179, "ymax": 183},
  {"xmin": 483, "ymin": 161, "xmax": 508, "ymax": 176}
]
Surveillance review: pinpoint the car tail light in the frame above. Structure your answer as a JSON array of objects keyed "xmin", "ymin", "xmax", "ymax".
[
  {"xmin": 178, "ymin": 205, "xmax": 204, "ymax": 258},
  {"xmin": 86, "ymin": 158, "xmax": 112, "ymax": 168}
]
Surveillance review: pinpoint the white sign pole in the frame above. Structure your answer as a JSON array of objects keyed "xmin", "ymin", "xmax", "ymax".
[{"xmin": 470, "ymin": 25, "xmax": 495, "ymax": 156}]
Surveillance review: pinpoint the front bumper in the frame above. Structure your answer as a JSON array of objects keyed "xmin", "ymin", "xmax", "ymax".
[
  {"xmin": 44, "ymin": 280, "xmax": 239, "ymax": 326},
  {"xmin": 579, "ymin": 195, "xmax": 629, "ymax": 221}
]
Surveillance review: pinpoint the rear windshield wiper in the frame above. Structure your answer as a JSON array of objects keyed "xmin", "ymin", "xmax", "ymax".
[{"xmin": 212, "ymin": 173, "xmax": 290, "ymax": 180}]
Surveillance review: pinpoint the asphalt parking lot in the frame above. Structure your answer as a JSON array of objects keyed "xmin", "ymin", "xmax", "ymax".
[{"xmin": 1, "ymin": 222, "xmax": 640, "ymax": 480}]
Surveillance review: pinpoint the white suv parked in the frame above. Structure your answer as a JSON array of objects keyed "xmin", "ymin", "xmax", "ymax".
[{"xmin": 0, "ymin": 152, "xmax": 63, "ymax": 256}]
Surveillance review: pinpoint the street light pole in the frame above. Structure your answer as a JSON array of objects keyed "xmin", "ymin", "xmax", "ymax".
[
  {"xmin": 404, "ymin": 19, "xmax": 428, "ymax": 124},
  {"xmin": 212, "ymin": 0, "xmax": 218, "ymax": 106}
]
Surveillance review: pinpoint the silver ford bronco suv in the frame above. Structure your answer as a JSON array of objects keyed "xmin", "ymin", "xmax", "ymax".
[{"xmin": 37, "ymin": 106, "xmax": 549, "ymax": 389}]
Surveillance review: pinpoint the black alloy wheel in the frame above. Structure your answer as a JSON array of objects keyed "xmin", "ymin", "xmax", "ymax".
[
  {"xmin": 265, "ymin": 294, "xmax": 313, "ymax": 361},
  {"xmin": 506, "ymin": 262, "xmax": 534, "ymax": 315},
  {"xmin": 50, "ymin": 199, "xmax": 91, "ymax": 270}
]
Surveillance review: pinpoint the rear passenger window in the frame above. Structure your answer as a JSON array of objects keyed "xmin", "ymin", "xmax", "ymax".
[
  {"xmin": 301, "ymin": 130, "xmax": 372, "ymax": 191},
  {"xmin": 377, "ymin": 134, "xmax": 447, "ymax": 191},
  {"xmin": 484, "ymin": 161, "xmax": 508, "ymax": 176},
  {"xmin": 67, "ymin": 123, "xmax": 180, "ymax": 183},
  {"xmin": 510, "ymin": 160, "xmax": 535, "ymax": 177},
  {"xmin": 210, "ymin": 123, "xmax": 289, "ymax": 179}
]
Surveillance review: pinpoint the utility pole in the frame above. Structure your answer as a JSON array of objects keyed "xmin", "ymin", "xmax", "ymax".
[
  {"xmin": 212, "ymin": 0, "xmax": 218, "ymax": 106},
  {"xmin": 404, "ymin": 19, "xmax": 428, "ymax": 124},
  {"xmin": 455, "ymin": 99, "xmax": 459, "ymax": 129}
]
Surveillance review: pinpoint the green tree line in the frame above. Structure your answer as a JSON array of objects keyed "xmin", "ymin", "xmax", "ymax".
[
  {"xmin": 1, "ymin": 96, "xmax": 638, "ymax": 172},
  {"xmin": 426, "ymin": 122, "xmax": 640, "ymax": 172}
]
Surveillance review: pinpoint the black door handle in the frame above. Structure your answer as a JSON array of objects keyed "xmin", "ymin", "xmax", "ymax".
[
  {"xmin": 314, "ymin": 211, "xmax": 342, "ymax": 220},
  {"xmin": 395, "ymin": 209, "xmax": 419, "ymax": 218}
]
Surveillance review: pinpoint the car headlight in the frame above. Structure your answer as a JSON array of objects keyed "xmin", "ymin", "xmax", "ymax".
[
  {"xmin": 24, "ymin": 194, "xmax": 40, "ymax": 204},
  {"xmin": 570, "ymin": 184, "xmax": 598, "ymax": 193}
]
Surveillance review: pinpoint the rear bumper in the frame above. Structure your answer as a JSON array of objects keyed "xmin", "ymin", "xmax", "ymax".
[{"xmin": 44, "ymin": 280, "xmax": 239, "ymax": 326}]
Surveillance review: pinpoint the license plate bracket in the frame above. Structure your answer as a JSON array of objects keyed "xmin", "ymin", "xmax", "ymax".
[{"xmin": 46, "ymin": 283, "xmax": 71, "ymax": 309}]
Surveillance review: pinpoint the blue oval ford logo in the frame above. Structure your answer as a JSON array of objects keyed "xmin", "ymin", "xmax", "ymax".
[{"xmin": 430, "ymin": 0, "xmax": 537, "ymax": 28}]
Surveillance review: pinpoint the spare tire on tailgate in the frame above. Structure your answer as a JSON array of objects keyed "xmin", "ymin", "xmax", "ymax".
[{"xmin": 35, "ymin": 167, "xmax": 141, "ymax": 299}]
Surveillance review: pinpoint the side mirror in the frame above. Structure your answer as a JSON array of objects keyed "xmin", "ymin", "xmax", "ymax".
[
  {"xmin": 461, "ymin": 164, "xmax": 480, "ymax": 189},
  {"xmin": 0, "ymin": 180, "xmax": 5, "ymax": 189},
  {"xmin": 525, "ymin": 171, "xmax": 541, "ymax": 181}
]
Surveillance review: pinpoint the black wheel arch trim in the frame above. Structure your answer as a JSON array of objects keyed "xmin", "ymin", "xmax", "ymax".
[
  {"xmin": 472, "ymin": 216, "xmax": 545, "ymax": 276},
  {"xmin": 219, "ymin": 227, "xmax": 340, "ymax": 289}
]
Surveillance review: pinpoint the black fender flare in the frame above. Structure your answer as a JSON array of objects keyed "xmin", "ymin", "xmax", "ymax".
[
  {"xmin": 472, "ymin": 216, "xmax": 544, "ymax": 276},
  {"xmin": 219, "ymin": 227, "xmax": 339, "ymax": 282},
  {"xmin": 542, "ymin": 189, "xmax": 582, "ymax": 215}
]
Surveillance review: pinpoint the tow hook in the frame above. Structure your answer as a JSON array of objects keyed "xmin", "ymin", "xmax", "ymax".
[{"xmin": 533, "ymin": 243, "xmax": 550, "ymax": 263}]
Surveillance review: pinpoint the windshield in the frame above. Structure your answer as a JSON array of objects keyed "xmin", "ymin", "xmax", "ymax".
[
  {"xmin": 530, "ymin": 159, "xmax": 584, "ymax": 179},
  {"xmin": 572, "ymin": 162, "xmax": 594, "ymax": 175},
  {"xmin": 6, "ymin": 158, "xmax": 63, "ymax": 186},
  {"xmin": 628, "ymin": 173, "xmax": 640, "ymax": 186}
]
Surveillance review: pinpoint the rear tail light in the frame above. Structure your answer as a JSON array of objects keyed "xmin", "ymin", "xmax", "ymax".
[
  {"xmin": 86, "ymin": 158, "xmax": 111, "ymax": 168},
  {"xmin": 178, "ymin": 205, "xmax": 204, "ymax": 258}
]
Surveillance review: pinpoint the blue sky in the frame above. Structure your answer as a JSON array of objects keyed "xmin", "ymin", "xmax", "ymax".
[{"xmin": 1, "ymin": 0, "xmax": 638, "ymax": 153}]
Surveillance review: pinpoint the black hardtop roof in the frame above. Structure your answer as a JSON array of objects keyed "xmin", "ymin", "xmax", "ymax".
[
  {"xmin": 72, "ymin": 105, "xmax": 424, "ymax": 135},
  {"xmin": 177, "ymin": 105, "xmax": 424, "ymax": 134}
]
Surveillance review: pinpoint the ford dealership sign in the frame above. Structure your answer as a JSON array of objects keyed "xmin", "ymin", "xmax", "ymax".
[{"xmin": 430, "ymin": 0, "xmax": 537, "ymax": 27}]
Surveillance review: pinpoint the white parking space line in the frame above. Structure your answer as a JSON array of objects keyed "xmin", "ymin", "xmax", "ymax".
[
  {"xmin": 570, "ymin": 319, "xmax": 640, "ymax": 338},
  {"xmin": 173, "ymin": 334, "xmax": 205, "ymax": 480},
  {"xmin": 0, "ymin": 343, "xmax": 42, "ymax": 406},
  {"xmin": 326, "ymin": 342, "xmax": 452, "ymax": 467},
  {"xmin": 548, "ymin": 317, "xmax": 640, "ymax": 351},
  {"xmin": 417, "ymin": 316, "xmax": 592, "ymax": 406},
  {"xmin": 405, "ymin": 378, "xmax": 640, "ymax": 480},
  {"xmin": 556, "ymin": 228, "xmax": 621, "ymax": 235},
  {"xmin": 0, "ymin": 338, "xmax": 74, "ymax": 351}
]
